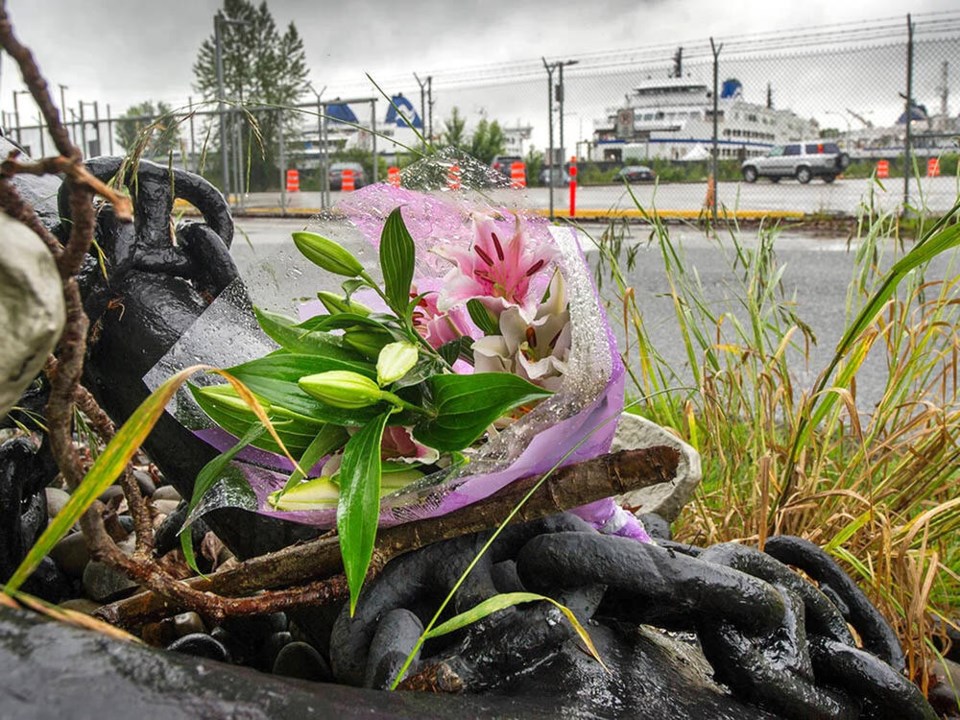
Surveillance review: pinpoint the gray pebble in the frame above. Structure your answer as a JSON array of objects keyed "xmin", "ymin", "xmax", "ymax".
[
  {"xmin": 272, "ymin": 641, "xmax": 330, "ymax": 682},
  {"xmin": 58, "ymin": 598, "xmax": 102, "ymax": 615},
  {"xmin": 173, "ymin": 612, "xmax": 205, "ymax": 638},
  {"xmin": 50, "ymin": 532, "xmax": 90, "ymax": 578},
  {"xmin": 82, "ymin": 560, "xmax": 138, "ymax": 602},
  {"xmin": 98, "ymin": 485, "xmax": 124, "ymax": 504},
  {"xmin": 132, "ymin": 469, "xmax": 156, "ymax": 497},
  {"xmin": 152, "ymin": 499, "xmax": 181, "ymax": 517},
  {"xmin": 45, "ymin": 487, "xmax": 70, "ymax": 518},
  {"xmin": 167, "ymin": 633, "xmax": 231, "ymax": 663},
  {"xmin": 152, "ymin": 485, "xmax": 182, "ymax": 503},
  {"xmin": 259, "ymin": 631, "xmax": 293, "ymax": 671}
]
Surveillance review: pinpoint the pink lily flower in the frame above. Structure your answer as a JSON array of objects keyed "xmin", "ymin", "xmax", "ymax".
[
  {"xmin": 434, "ymin": 214, "xmax": 556, "ymax": 318},
  {"xmin": 380, "ymin": 425, "xmax": 440, "ymax": 465},
  {"xmin": 409, "ymin": 279, "xmax": 475, "ymax": 349}
]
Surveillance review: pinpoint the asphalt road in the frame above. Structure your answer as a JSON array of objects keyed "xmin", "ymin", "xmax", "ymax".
[
  {"xmin": 231, "ymin": 217, "xmax": 960, "ymax": 412},
  {"xmin": 238, "ymin": 174, "xmax": 960, "ymax": 216}
]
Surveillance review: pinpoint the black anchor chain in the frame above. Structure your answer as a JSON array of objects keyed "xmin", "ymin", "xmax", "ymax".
[{"xmin": 332, "ymin": 516, "xmax": 937, "ymax": 720}]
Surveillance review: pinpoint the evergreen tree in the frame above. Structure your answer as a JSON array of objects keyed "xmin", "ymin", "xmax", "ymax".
[
  {"xmin": 469, "ymin": 118, "xmax": 506, "ymax": 165},
  {"xmin": 193, "ymin": 0, "xmax": 308, "ymax": 190},
  {"xmin": 116, "ymin": 101, "xmax": 180, "ymax": 157}
]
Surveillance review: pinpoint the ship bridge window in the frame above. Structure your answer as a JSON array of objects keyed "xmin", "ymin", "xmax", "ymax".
[{"xmin": 747, "ymin": 114, "xmax": 758, "ymax": 122}]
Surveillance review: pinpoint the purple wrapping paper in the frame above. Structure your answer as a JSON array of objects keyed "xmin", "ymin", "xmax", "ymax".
[{"xmin": 178, "ymin": 182, "xmax": 646, "ymax": 540}]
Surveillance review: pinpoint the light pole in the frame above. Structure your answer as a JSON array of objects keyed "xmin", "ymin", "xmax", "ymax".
[
  {"xmin": 58, "ymin": 84, "xmax": 70, "ymax": 142},
  {"xmin": 541, "ymin": 59, "xmax": 556, "ymax": 219},
  {"xmin": 824, "ymin": 110, "xmax": 851, "ymax": 151},
  {"xmin": 556, "ymin": 60, "xmax": 578, "ymax": 165},
  {"xmin": 413, "ymin": 72, "xmax": 432, "ymax": 150},
  {"xmin": 214, "ymin": 11, "xmax": 248, "ymax": 201},
  {"xmin": 305, "ymin": 81, "xmax": 328, "ymax": 207}
]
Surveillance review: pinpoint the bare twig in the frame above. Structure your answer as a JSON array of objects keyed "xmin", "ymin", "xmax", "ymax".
[{"xmin": 96, "ymin": 447, "xmax": 681, "ymax": 628}]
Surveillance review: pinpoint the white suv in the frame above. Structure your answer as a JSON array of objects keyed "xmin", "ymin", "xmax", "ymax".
[{"xmin": 742, "ymin": 141, "xmax": 850, "ymax": 184}]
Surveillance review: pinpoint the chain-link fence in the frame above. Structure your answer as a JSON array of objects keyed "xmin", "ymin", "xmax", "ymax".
[{"xmin": 3, "ymin": 13, "xmax": 958, "ymax": 219}]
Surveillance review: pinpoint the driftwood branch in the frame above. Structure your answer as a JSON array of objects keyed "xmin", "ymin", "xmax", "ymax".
[{"xmin": 96, "ymin": 446, "xmax": 680, "ymax": 628}]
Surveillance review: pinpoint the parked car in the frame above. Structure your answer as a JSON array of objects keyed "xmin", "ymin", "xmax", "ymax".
[
  {"xmin": 329, "ymin": 161, "xmax": 366, "ymax": 190},
  {"xmin": 616, "ymin": 165, "xmax": 656, "ymax": 183},
  {"xmin": 741, "ymin": 142, "xmax": 849, "ymax": 184},
  {"xmin": 491, "ymin": 155, "xmax": 524, "ymax": 178},
  {"xmin": 539, "ymin": 166, "xmax": 571, "ymax": 187}
]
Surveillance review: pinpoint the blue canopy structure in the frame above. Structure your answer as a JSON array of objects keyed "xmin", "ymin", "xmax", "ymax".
[
  {"xmin": 326, "ymin": 103, "xmax": 359, "ymax": 125},
  {"xmin": 384, "ymin": 94, "xmax": 423, "ymax": 129}
]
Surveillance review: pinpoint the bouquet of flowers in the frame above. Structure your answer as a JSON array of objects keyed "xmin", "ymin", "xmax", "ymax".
[{"xmin": 182, "ymin": 182, "xmax": 637, "ymax": 610}]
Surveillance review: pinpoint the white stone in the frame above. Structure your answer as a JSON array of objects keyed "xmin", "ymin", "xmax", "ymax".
[
  {"xmin": 610, "ymin": 412, "xmax": 702, "ymax": 521},
  {"xmin": 0, "ymin": 214, "xmax": 64, "ymax": 418}
]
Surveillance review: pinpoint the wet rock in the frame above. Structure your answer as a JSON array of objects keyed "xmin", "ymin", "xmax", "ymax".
[
  {"xmin": 49, "ymin": 532, "xmax": 90, "ymax": 578},
  {"xmin": 272, "ymin": 641, "xmax": 331, "ymax": 682},
  {"xmin": 173, "ymin": 611, "xmax": 205, "ymax": 638},
  {"xmin": 152, "ymin": 498, "xmax": 181, "ymax": 517},
  {"xmin": 639, "ymin": 512, "xmax": 672, "ymax": 541},
  {"xmin": 117, "ymin": 515, "xmax": 135, "ymax": 534},
  {"xmin": 45, "ymin": 487, "xmax": 71, "ymax": 518},
  {"xmin": 2, "ymin": 605, "xmax": 577, "ymax": 719},
  {"xmin": 167, "ymin": 633, "xmax": 231, "ymax": 663},
  {"xmin": 152, "ymin": 484, "xmax": 182, "ymax": 503},
  {"xmin": 58, "ymin": 598, "xmax": 102, "ymax": 615},
  {"xmin": 0, "ymin": 213, "xmax": 65, "ymax": 419},
  {"xmin": 259, "ymin": 631, "xmax": 293, "ymax": 672},
  {"xmin": 364, "ymin": 609, "xmax": 422, "ymax": 689},
  {"xmin": 21, "ymin": 557, "xmax": 71, "ymax": 604},
  {"xmin": 929, "ymin": 658, "xmax": 960, "ymax": 716},
  {"xmin": 611, "ymin": 412, "xmax": 701, "ymax": 521},
  {"xmin": 82, "ymin": 560, "xmax": 138, "ymax": 602},
  {"xmin": 98, "ymin": 485, "xmax": 124, "ymax": 504},
  {"xmin": 132, "ymin": 469, "xmax": 156, "ymax": 497}
]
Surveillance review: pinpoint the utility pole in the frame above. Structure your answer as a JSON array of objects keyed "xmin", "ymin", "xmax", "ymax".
[
  {"xmin": 904, "ymin": 14, "xmax": 914, "ymax": 213},
  {"xmin": 427, "ymin": 76, "xmax": 433, "ymax": 145},
  {"xmin": 58, "ymin": 84, "xmax": 70, "ymax": 143},
  {"xmin": 414, "ymin": 72, "xmax": 428, "ymax": 150},
  {"xmin": 542, "ymin": 58, "xmax": 556, "ymax": 219},
  {"xmin": 12, "ymin": 89, "xmax": 30, "ymax": 145},
  {"xmin": 556, "ymin": 60, "xmax": 578, "ymax": 165},
  {"xmin": 214, "ymin": 11, "xmax": 229, "ymax": 200},
  {"xmin": 709, "ymin": 38, "xmax": 722, "ymax": 223}
]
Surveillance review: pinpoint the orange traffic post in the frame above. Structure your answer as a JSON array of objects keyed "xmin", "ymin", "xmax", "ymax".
[
  {"xmin": 510, "ymin": 161, "xmax": 526, "ymax": 189},
  {"xmin": 568, "ymin": 156, "xmax": 577, "ymax": 217},
  {"xmin": 927, "ymin": 157, "xmax": 940, "ymax": 178},
  {"xmin": 388, "ymin": 166, "xmax": 401, "ymax": 187},
  {"xmin": 876, "ymin": 159, "xmax": 889, "ymax": 179},
  {"xmin": 285, "ymin": 169, "xmax": 300, "ymax": 193},
  {"xmin": 342, "ymin": 168, "xmax": 355, "ymax": 192},
  {"xmin": 447, "ymin": 163, "xmax": 461, "ymax": 191}
]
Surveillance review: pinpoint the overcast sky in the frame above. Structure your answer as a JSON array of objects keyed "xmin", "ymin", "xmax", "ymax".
[
  {"xmin": 2, "ymin": 0, "xmax": 957, "ymax": 153},
  {"xmin": 2, "ymin": 1, "xmax": 953, "ymax": 110}
]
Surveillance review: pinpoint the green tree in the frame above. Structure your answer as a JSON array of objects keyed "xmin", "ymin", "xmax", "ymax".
[
  {"xmin": 524, "ymin": 145, "xmax": 544, "ymax": 187},
  {"xmin": 469, "ymin": 117, "xmax": 506, "ymax": 165},
  {"xmin": 193, "ymin": 0, "xmax": 308, "ymax": 190},
  {"xmin": 117, "ymin": 101, "xmax": 180, "ymax": 157},
  {"xmin": 442, "ymin": 107, "xmax": 467, "ymax": 150}
]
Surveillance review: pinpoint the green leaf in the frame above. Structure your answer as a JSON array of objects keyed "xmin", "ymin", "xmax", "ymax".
[
  {"xmin": 467, "ymin": 299, "xmax": 500, "ymax": 336},
  {"xmin": 437, "ymin": 336, "xmax": 475, "ymax": 366},
  {"xmin": 414, "ymin": 373, "xmax": 552, "ymax": 452},
  {"xmin": 279, "ymin": 424, "xmax": 349, "ymax": 494},
  {"xmin": 316, "ymin": 291, "xmax": 372, "ymax": 317},
  {"xmin": 298, "ymin": 312, "xmax": 393, "ymax": 333},
  {"xmin": 380, "ymin": 207, "xmax": 416, "ymax": 313},
  {"xmin": 423, "ymin": 592, "xmax": 606, "ymax": 670},
  {"xmin": 180, "ymin": 424, "xmax": 266, "ymax": 574},
  {"xmin": 190, "ymin": 385, "xmax": 319, "ymax": 456},
  {"xmin": 254, "ymin": 306, "xmax": 360, "ymax": 360},
  {"xmin": 338, "ymin": 411, "xmax": 392, "ymax": 615},
  {"xmin": 226, "ymin": 352, "xmax": 381, "ymax": 426}
]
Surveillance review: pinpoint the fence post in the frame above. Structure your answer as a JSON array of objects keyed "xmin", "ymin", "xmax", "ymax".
[
  {"xmin": 278, "ymin": 108, "xmax": 287, "ymax": 216},
  {"xmin": 370, "ymin": 98, "xmax": 378, "ymax": 185},
  {"xmin": 710, "ymin": 38, "xmax": 722, "ymax": 224},
  {"xmin": 903, "ymin": 13, "xmax": 914, "ymax": 214}
]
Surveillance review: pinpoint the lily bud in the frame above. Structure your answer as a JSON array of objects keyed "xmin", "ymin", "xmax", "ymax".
[
  {"xmin": 292, "ymin": 231, "xmax": 365, "ymax": 277},
  {"xmin": 195, "ymin": 384, "xmax": 271, "ymax": 416},
  {"xmin": 299, "ymin": 370, "xmax": 384, "ymax": 409},
  {"xmin": 268, "ymin": 477, "xmax": 340, "ymax": 510},
  {"xmin": 376, "ymin": 341, "xmax": 419, "ymax": 386},
  {"xmin": 317, "ymin": 291, "xmax": 372, "ymax": 317}
]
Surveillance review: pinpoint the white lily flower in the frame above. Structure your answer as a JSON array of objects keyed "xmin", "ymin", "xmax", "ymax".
[{"xmin": 473, "ymin": 271, "xmax": 571, "ymax": 392}]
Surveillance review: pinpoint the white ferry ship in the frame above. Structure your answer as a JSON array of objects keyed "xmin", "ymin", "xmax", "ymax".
[{"xmin": 592, "ymin": 73, "xmax": 818, "ymax": 163}]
